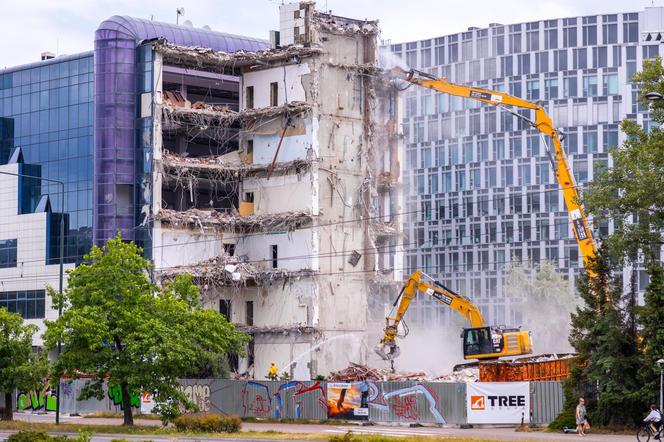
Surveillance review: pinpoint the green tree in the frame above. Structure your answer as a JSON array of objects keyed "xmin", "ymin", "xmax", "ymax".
[
  {"xmin": 583, "ymin": 57, "xmax": 664, "ymax": 264},
  {"xmin": 568, "ymin": 248, "xmax": 641, "ymax": 426},
  {"xmin": 44, "ymin": 235, "xmax": 249, "ymax": 425},
  {"xmin": 0, "ymin": 308, "xmax": 45, "ymax": 420},
  {"xmin": 637, "ymin": 263, "xmax": 664, "ymax": 404}
]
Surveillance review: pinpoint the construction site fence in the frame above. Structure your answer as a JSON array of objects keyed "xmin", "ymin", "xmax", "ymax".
[{"xmin": 8, "ymin": 379, "xmax": 564, "ymax": 425}]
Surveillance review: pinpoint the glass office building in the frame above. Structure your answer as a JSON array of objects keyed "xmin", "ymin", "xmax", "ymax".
[
  {"xmin": 0, "ymin": 53, "xmax": 94, "ymax": 263},
  {"xmin": 393, "ymin": 9, "xmax": 652, "ymax": 327}
]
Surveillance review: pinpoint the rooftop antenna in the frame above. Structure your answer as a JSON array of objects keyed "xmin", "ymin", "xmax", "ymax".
[{"xmin": 176, "ymin": 7, "xmax": 185, "ymax": 25}]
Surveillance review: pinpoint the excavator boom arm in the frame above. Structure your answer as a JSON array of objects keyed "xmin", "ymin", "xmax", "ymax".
[
  {"xmin": 375, "ymin": 270, "xmax": 484, "ymax": 360},
  {"xmin": 402, "ymin": 69, "xmax": 596, "ymax": 273}
]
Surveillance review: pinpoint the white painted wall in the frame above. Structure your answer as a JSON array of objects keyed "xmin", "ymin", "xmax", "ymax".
[
  {"xmin": 250, "ymin": 122, "xmax": 314, "ymax": 164},
  {"xmin": 152, "ymin": 224, "xmax": 225, "ymax": 270},
  {"xmin": 0, "ymin": 163, "xmax": 74, "ymax": 346},
  {"xmin": 241, "ymin": 63, "xmax": 310, "ymax": 109},
  {"xmin": 226, "ymin": 229, "xmax": 316, "ymax": 272},
  {"xmin": 243, "ymin": 173, "xmax": 314, "ymax": 215}
]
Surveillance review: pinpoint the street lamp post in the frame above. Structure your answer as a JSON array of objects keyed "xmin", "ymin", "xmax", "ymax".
[
  {"xmin": 657, "ymin": 359, "xmax": 664, "ymax": 412},
  {"xmin": 0, "ymin": 170, "xmax": 65, "ymax": 424}
]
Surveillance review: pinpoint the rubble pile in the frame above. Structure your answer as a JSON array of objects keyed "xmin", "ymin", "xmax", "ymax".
[
  {"xmin": 328, "ymin": 363, "xmax": 427, "ymax": 382},
  {"xmin": 154, "ymin": 39, "xmax": 323, "ymax": 71},
  {"xmin": 161, "ymin": 254, "xmax": 317, "ymax": 287},
  {"xmin": 312, "ymin": 12, "xmax": 380, "ymax": 36},
  {"xmin": 237, "ymin": 324, "xmax": 319, "ymax": 335},
  {"xmin": 370, "ymin": 222, "xmax": 399, "ymax": 239},
  {"xmin": 156, "ymin": 208, "xmax": 313, "ymax": 233}
]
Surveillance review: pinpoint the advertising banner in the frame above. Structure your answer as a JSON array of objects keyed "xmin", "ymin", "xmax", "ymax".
[
  {"xmin": 326, "ymin": 382, "xmax": 370, "ymax": 420},
  {"xmin": 466, "ymin": 382, "xmax": 530, "ymax": 424}
]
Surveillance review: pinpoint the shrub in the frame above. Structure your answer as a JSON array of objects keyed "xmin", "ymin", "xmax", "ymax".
[
  {"xmin": 7, "ymin": 432, "xmax": 70, "ymax": 442},
  {"xmin": 548, "ymin": 408, "xmax": 577, "ymax": 431},
  {"xmin": 173, "ymin": 413, "xmax": 241, "ymax": 433}
]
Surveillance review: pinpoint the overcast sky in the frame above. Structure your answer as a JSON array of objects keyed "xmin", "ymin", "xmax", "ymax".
[{"xmin": 0, "ymin": 0, "xmax": 648, "ymax": 69}]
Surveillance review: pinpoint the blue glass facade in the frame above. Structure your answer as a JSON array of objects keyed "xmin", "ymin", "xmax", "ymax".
[{"xmin": 0, "ymin": 53, "xmax": 94, "ymax": 263}]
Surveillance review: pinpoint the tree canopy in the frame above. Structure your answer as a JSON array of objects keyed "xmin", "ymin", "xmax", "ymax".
[
  {"xmin": 0, "ymin": 308, "xmax": 45, "ymax": 420},
  {"xmin": 44, "ymin": 235, "xmax": 249, "ymax": 425},
  {"xmin": 583, "ymin": 57, "xmax": 664, "ymax": 263}
]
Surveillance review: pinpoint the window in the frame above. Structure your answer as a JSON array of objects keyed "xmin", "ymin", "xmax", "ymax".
[
  {"xmin": 0, "ymin": 239, "xmax": 17, "ymax": 268},
  {"xmin": 626, "ymin": 46, "xmax": 637, "ymax": 82},
  {"xmin": 245, "ymin": 86, "xmax": 254, "ymax": 109},
  {"xmin": 244, "ymin": 191, "xmax": 254, "ymax": 203},
  {"xmin": 583, "ymin": 75, "xmax": 598, "ymax": 97},
  {"xmin": 554, "ymin": 49, "xmax": 568, "ymax": 71},
  {"xmin": 245, "ymin": 301, "xmax": 254, "ymax": 326},
  {"xmin": 509, "ymin": 29, "xmax": 522, "ymax": 53},
  {"xmin": 545, "ymin": 28, "xmax": 558, "ymax": 49},
  {"xmin": 0, "ymin": 290, "xmax": 45, "ymax": 319},
  {"xmin": 602, "ymin": 22, "xmax": 617, "ymax": 44},
  {"xmin": 492, "ymin": 30, "xmax": 505, "ymax": 56},
  {"xmin": 563, "ymin": 21, "xmax": 577, "ymax": 48},
  {"xmin": 271, "ymin": 245, "xmax": 278, "ymax": 268},
  {"xmin": 564, "ymin": 76, "xmax": 577, "ymax": 97},
  {"xmin": 573, "ymin": 48, "xmax": 587, "ymax": 69},
  {"xmin": 603, "ymin": 125, "xmax": 619, "ymax": 149},
  {"xmin": 526, "ymin": 80, "xmax": 540, "ymax": 101},
  {"xmin": 583, "ymin": 129, "xmax": 598, "ymax": 153},
  {"xmin": 518, "ymin": 54, "xmax": 530, "ymax": 75},
  {"xmin": 246, "ymin": 139, "xmax": 254, "ymax": 162},
  {"xmin": 527, "ymin": 30, "xmax": 539, "ymax": 52},
  {"xmin": 545, "ymin": 78, "xmax": 558, "ymax": 100},
  {"xmin": 535, "ymin": 52, "xmax": 548, "ymax": 73},
  {"xmin": 643, "ymin": 45, "xmax": 659, "ymax": 60},
  {"xmin": 582, "ymin": 18, "xmax": 597, "ymax": 46},
  {"xmin": 219, "ymin": 299, "xmax": 232, "ymax": 321},
  {"xmin": 223, "ymin": 243, "xmax": 236, "ymax": 256},
  {"xmin": 269, "ymin": 82, "xmax": 278, "ymax": 106},
  {"xmin": 603, "ymin": 74, "xmax": 618, "ymax": 95},
  {"xmin": 623, "ymin": 16, "xmax": 638, "ymax": 43},
  {"xmin": 593, "ymin": 46, "xmax": 608, "ymax": 68}
]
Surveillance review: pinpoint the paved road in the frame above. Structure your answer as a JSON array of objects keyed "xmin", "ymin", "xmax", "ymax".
[{"xmin": 9, "ymin": 413, "xmax": 639, "ymax": 441}]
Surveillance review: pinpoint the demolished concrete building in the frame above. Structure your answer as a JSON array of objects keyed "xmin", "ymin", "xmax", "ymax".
[{"xmin": 141, "ymin": 2, "xmax": 403, "ymax": 379}]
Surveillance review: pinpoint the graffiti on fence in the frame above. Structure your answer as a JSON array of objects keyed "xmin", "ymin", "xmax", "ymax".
[
  {"xmin": 370, "ymin": 384, "xmax": 445, "ymax": 424},
  {"xmin": 242, "ymin": 381, "xmax": 272, "ymax": 417},
  {"xmin": 17, "ymin": 384, "xmax": 57, "ymax": 412},
  {"xmin": 274, "ymin": 381, "xmax": 326, "ymax": 418},
  {"xmin": 108, "ymin": 384, "xmax": 141, "ymax": 409},
  {"xmin": 179, "ymin": 383, "xmax": 211, "ymax": 412}
]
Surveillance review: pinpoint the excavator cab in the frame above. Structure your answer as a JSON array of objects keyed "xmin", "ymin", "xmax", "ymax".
[{"xmin": 462, "ymin": 326, "xmax": 532, "ymax": 360}]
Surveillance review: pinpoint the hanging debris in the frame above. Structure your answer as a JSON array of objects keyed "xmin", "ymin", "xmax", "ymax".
[
  {"xmin": 312, "ymin": 12, "xmax": 380, "ymax": 37},
  {"xmin": 156, "ymin": 208, "xmax": 313, "ymax": 233},
  {"xmin": 162, "ymin": 101, "xmax": 312, "ymax": 130},
  {"xmin": 160, "ymin": 254, "xmax": 317, "ymax": 287},
  {"xmin": 154, "ymin": 39, "xmax": 323, "ymax": 72}
]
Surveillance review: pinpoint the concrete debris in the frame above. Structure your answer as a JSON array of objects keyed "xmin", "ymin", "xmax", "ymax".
[
  {"xmin": 370, "ymin": 222, "xmax": 399, "ymax": 238},
  {"xmin": 154, "ymin": 39, "xmax": 323, "ymax": 71},
  {"xmin": 432, "ymin": 368, "xmax": 479, "ymax": 383},
  {"xmin": 376, "ymin": 172, "xmax": 397, "ymax": 192},
  {"xmin": 161, "ymin": 254, "xmax": 317, "ymax": 287},
  {"xmin": 162, "ymin": 101, "xmax": 312, "ymax": 129},
  {"xmin": 312, "ymin": 12, "xmax": 380, "ymax": 37},
  {"xmin": 237, "ymin": 325, "xmax": 319, "ymax": 335},
  {"xmin": 156, "ymin": 208, "xmax": 313, "ymax": 233},
  {"xmin": 328, "ymin": 363, "xmax": 426, "ymax": 382},
  {"xmin": 161, "ymin": 152, "xmax": 312, "ymax": 179}
]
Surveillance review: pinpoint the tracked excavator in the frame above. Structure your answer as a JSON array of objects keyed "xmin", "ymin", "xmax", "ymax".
[
  {"xmin": 375, "ymin": 68, "xmax": 598, "ymax": 366},
  {"xmin": 374, "ymin": 270, "xmax": 532, "ymax": 365}
]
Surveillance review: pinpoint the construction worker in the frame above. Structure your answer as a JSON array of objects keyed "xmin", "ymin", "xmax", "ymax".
[{"xmin": 267, "ymin": 362, "xmax": 278, "ymax": 380}]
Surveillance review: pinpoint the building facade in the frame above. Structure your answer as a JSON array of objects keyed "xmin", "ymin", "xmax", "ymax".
[
  {"xmin": 394, "ymin": 8, "xmax": 655, "ymax": 329},
  {"xmin": 0, "ymin": 5, "xmax": 402, "ymax": 377}
]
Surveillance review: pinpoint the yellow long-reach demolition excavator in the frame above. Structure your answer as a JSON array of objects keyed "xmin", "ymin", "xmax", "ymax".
[{"xmin": 375, "ymin": 68, "xmax": 598, "ymax": 365}]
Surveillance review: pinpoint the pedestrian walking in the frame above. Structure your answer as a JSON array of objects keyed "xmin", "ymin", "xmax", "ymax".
[{"xmin": 576, "ymin": 397, "xmax": 589, "ymax": 436}]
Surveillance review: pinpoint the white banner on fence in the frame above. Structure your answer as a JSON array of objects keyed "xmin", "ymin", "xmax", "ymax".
[{"xmin": 466, "ymin": 382, "xmax": 530, "ymax": 424}]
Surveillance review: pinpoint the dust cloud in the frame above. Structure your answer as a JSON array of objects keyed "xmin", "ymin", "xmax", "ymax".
[
  {"xmin": 378, "ymin": 47, "xmax": 409, "ymax": 71},
  {"xmin": 391, "ymin": 327, "xmax": 465, "ymax": 376},
  {"xmin": 506, "ymin": 260, "xmax": 578, "ymax": 354}
]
